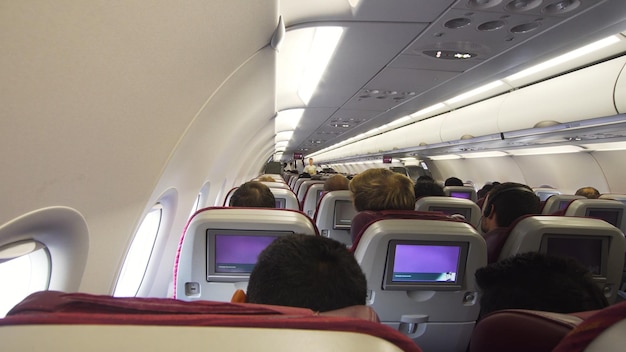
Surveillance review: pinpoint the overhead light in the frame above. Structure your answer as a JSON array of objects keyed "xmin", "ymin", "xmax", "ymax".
[
  {"xmin": 445, "ymin": 81, "xmax": 504, "ymax": 105},
  {"xmin": 365, "ymin": 127, "xmax": 380, "ymax": 135},
  {"xmin": 275, "ymin": 109, "xmax": 304, "ymax": 133},
  {"xmin": 581, "ymin": 141, "xmax": 626, "ymax": 151},
  {"xmin": 507, "ymin": 145, "xmax": 583, "ymax": 156},
  {"xmin": 297, "ymin": 27, "xmax": 344, "ymax": 104},
  {"xmin": 275, "ymin": 130, "xmax": 294, "ymax": 143},
  {"xmin": 459, "ymin": 151, "xmax": 508, "ymax": 158},
  {"xmin": 427, "ymin": 154, "xmax": 462, "ymax": 160},
  {"xmin": 275, "ymin": 140, "xmax": 288, "ymax": 148},
  {"xmin": 506, "ymin": 35, "xmax": 621, "ymax": 82},
  {"xmin": 389, "ymin": 115, "xmax": 411, "ymax": 126},
  {"xmin": 410, "ymin": 103, "xmax": 447, "ymax": 119}
]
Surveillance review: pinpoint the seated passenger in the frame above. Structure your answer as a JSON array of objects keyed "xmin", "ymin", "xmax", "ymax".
[
  {"xmin": 444, "ymin": 177, "xmax": 464, "ymax": 187},
  {"xmin": 349, "ymin": 168, "xmax": 415, "ymax": 211},
  {"xmin": 323, "ymin": 174, "xmax": 350, "ymax": 192},
  {"xmin": 229, "ymin": 181, "xmax": 275, "ymax": 208},
  {"xmin": 244, "ymin": 234, "xmax": 367, "ymax": 312},
  {"xmin": 575, "ymin": 186, "xmax": 601, "ymax": 199},
  {"xmin": 475, "ymin": 252, "xmax": 608, "ymax": 318},
  {"xmin": 414, "ymin": 179, "xmax": 445, "ymax": 199},
  {"xmin": 481, "ymin": 182, "xmax": 541, "ymax": 262}
]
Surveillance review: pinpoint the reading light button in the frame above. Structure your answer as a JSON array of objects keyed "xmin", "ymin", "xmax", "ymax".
[{"xmin": 185, "ymin": 282, "xmax": 200, "ymax": 296}]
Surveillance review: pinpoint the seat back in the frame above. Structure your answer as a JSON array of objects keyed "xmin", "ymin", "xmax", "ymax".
[
  {"xmin": 269, "ymin": 188, "xmax": 300, "ymax": 210},
  {"xmin": 599, "ymin": 193, "xmax": 626, "ymax": 205},
  {"xmin": 174, "ymin": 207, "xmax": 318, "ymax": 302},
  {"xmin": 301, "ymin": 183, "xmax": 325, "ymax": 217},
  {"xmin": 223, "ymin": 186, "xmax": 238, "ymax": 206},
  {"xmin": 415, "ymin": 196, "xmax": 481, "ymax": 228},
  {"xmin": 469, "ymin": 308, "xmax": 594, "ymax": 352},
  {"xmin": 564, "ymin": 198, "xmax": 626, "ymax": 233},
  {"xmin": 0, "ymin": 291, "xmax": 422, "ymax": 352},
  {"xmin": 258, "ymin": 181, "xmax": 290, "ymax": 189},
  {"xmin": 498, "ymin": 216, "xmax": 626, "ymax": 303},
  {"xmin": 443, "ymin": 186, "xmax": 477, "ymax": 202},
  {"xmin": 533, "ymin": 187, "xmax": 561, "ymax": 201},
  {"xmin": 552, "ymin": 300, "xmax": 626, "ymax": 352},
  {"xmin": 314, "ymin": 190, "xmax": 355, "ymax": 246},
  {"xmin": 296, "ymin": 180, "xmax": 325, "ymax": 203},
  {"xmin": 353, "ymin": 216, "xmax": 487, "ymax": 352},
  {"xmin": 542, "ymin": 194, "xmax": 585, "ymax": 214}
]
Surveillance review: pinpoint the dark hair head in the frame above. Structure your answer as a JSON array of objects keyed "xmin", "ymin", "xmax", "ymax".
[
  {"xmin": 416, "ymin": 175, "xmax": 434, "ymax": 182},
  {"xmin": 414, "ymin": 180, "xmax": 445, "ymax": 199},
  {"xmin": 475, "ymin": 252, "xmax": 608, "ymax": 318},
  {"xmin": 246, "ymin": 235, "xmax": 367, "ymax": 312},
  {"xmin": 483, "ymin": 182, "xmax": 540, "ymax": 227},
  {"xmin": 349, "ymin": 168, "xmax": 415, "ymax": 212},
  {"xmin": 444, "ymin": 177, "xmax": 464, "ymax": 187},
  {"xmin": 230, "ymin": 181, "xmax": 276, "ymax": 208}
]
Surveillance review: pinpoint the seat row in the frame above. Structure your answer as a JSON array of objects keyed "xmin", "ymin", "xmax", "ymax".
[{"xmin": 173, "ymin": 203, "xmax": 625, "ymax": 351}]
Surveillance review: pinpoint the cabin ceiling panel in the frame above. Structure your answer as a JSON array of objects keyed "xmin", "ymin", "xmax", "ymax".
[
  {"xmin": 305, "ymin": 22, "xmax": 429, "ymax": 108},
  {"xmin": 341, "ymin": 67, "xmax": 459, "ymax": 111},
  {"xmin": 281, "ymin": 0, "xmax": 455, "ymax": 26}
]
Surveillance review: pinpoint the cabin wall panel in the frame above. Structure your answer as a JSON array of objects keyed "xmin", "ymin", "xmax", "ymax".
[
  {"xmin": 440, "ymin": 95, "xmax": 505, "ymax": 142},
  {"xmin": 428, "ymin": 157, "xmax": 525, "ymax": 189},
  {"xmin": 588, "ymin": 151, "xmax": 626, "ymax": 194},
  {"xmin": 614, "ymin": 59, "xmax": 626, "ymax": 114},
  {"xmin": 512, "ymin": 153, "xmax": 608, "ymax": 194},
  {"xmin": 142, "ymin": 47, "xmax": 278, "ymax": 297},
  {"xmin": 498, "ymin": 57, "xmax": 625, "ymax": 132}
]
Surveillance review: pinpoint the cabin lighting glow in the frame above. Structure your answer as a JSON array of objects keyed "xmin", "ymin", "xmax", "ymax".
[
  {"xmin": 410, "ymin": 103, "xmax": 447, "ymax": 119},
  {"xmin": 427, "ymin": 154, "xmax": 462, "ymax": 160},
  {"xmin": 275, "ymin": 130, "xmax": 294, "ymax": 143},
  {"xmin": 445, "ymin": 81, "xmax": 504, "ymax": 105},
  {"xmin": 581, "ymin": 141, "xmax": 626, "ymax": 151},
  {"xmin": 275, "ymin": 109, "xmax": 304, "ymax": 133},
  {"xmin": 459, "ymin": 151, "xmax": 508, "ymax": 158},
  {"xmin": 297, "ymin": 27, "xmax": 344, "ymax": 104},
  {"xmin": 507, "ymin": 145, "xmax": 583, "ymax": 155},
  {"xmin": 389, "ymin": 115, "xmax": 411, "ymax": 126},
  {"xmin": 506, "ymin": 35, "xmax": 621, "ymax": 82}
]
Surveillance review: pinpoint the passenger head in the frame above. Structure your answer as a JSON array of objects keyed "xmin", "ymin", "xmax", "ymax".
[
  {"xmin": 575, "ymin": 186, "xmax": 600, "ymax": 199},
  {"xmin": 246, "ymin": 234, "xmax": 367, "ymax": 312},
  {"xmin": 349, "ymin": 168, "xmax": 415, "ymax": 212},
  {"xmin": 481, "ymin": 182, "xmax": 540, "ymax": 233},
  {"xmin": 323, "ymin": 174, "xmax": 350, "ymax": 192},
  {"xmin": 229, "ymin": 181, "xmax": 276, "ymax": 208},
  {"xmin": 257, "ymin": 175, "xmax": 275, "ymax": 182},
  {"xmin": 414, "ymin": 180, "xmax": 445, "ymax": 199},
  {"xmin": 475, "ymin": 252, "xmax": 608, "ymax": 318},
  {"xmin": 308, "ymin": 158, "xmax": 314, "ymax": 166},
  {"xmin": 416, "ymin": 175, "xmax": 434, "ymax": 182},
  {"xmin": 444, "ymin": 177, "xmax": 464, "ymax": 187},
  {"xmin": 477, "ymin": 182, "xmax": 499, "ymax": 200}
]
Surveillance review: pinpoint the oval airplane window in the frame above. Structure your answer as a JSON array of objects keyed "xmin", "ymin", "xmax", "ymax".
[
  {"xmin": 113, "ymin": 204, "xmax": 163, "ymax": 297},
  {"xmin": 0, "ymin": 241, "xmax": 50, "ymax": 317}
]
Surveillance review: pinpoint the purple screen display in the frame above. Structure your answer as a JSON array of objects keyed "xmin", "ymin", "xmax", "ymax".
[
  {"xmin": 393, "ymin": 244, "xmax": 460, "ymax": 274},
  {"xmin": 450, "ymin": 191, "xmax": 471, "ymax": 199},
  {"xmin": 214, "ymin": 235, "xmax": 277, "ymax": 272}
]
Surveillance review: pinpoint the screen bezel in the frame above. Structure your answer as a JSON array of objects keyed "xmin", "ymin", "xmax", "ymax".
[
  {"xmin": 206, "ymin": 229, "xmax": 293, "ymax": 282},
  {"xmin": 333, "ymin": 199, "xmax": 356, "ymax": 230},
  {"xmin": 382, "ymin": 239, "xmax": 469, "ymax": 291},
  {"xmin": 539, "ymin": 234, "xmax": 609, "ymax": 278},
  {"xmin": 429, "ymin": 206, "xmax": 471, "ymax": 219},
  {"xmin": 275, "ymin": 198, "xmax": 286, "ymax": 209},
  {"xmin": 585, "ymin": 207, "xmax": 623, "ymax": 228}
]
